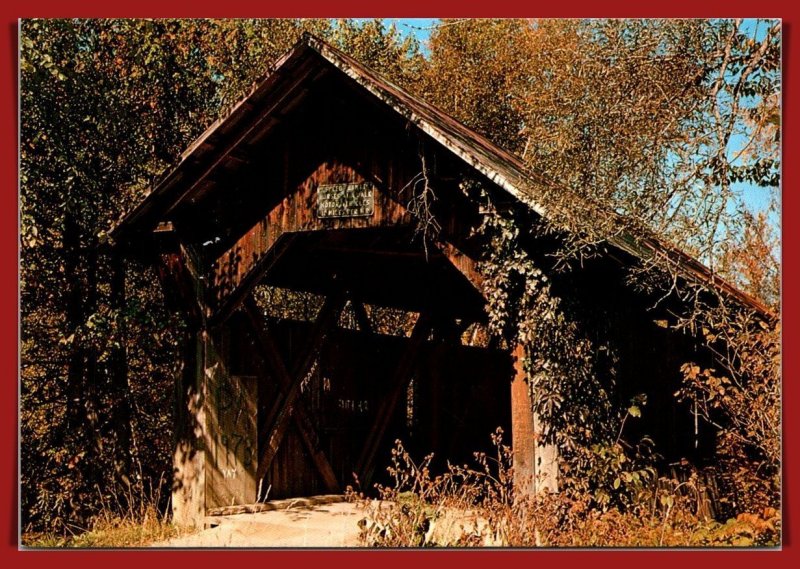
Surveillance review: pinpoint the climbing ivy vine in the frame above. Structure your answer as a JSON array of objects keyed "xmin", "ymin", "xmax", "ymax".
[{"xmin": 458, "ymin": 179, "xmax": 658, "ymax": 509}]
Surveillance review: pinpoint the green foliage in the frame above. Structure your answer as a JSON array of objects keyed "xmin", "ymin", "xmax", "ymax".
[
  {"xmin": 20, "ymin": 17, "xmax": 780, "ymax": 543},
  {"xmin": 676, "ymin": 308, "xmax": 780, "ymax": 515},
  {"xmin": 466, "ymin": 178, "xmax": 631, "ymax": 483},
  {"xmin": 19, "ymin": 17, "xmax": 424, "ymax": 537},
  {"xmin": 466, "ymin": 165, "xmax": 780, "ymax": 525},
  {"xmin": 352, "ymin": 433, "xmax": 780, "ymax": 547},
  {"xmin": 463, "ymin": 153, "xmax": 778, "ymax": 527},
  {"xmin": 563, "ymin": 438, "xmax": 658, "ymax": 513}
]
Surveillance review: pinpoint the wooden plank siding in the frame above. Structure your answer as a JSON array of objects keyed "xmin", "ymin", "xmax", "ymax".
[
  {"xmin": 204, "ymin": 366, "xmax": 258, "ymax": 509},
  {"xmin": 210, "ymin": 160, "xmax": 412, "ymax": 314},
  {"xmin": 209, "ymin": 157, "xmax": 485, "ymax": 323}
]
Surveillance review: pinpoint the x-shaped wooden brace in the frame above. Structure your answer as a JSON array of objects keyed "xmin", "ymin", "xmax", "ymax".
[
  {"xmin": 354, "ymin": 312, "xmax": 434, "ymax": 490},
  {"xmin": 245, "ymin": 294, "xmax": 346, "ymax": 486},
  {"xmin": 242, "ymin": 297, "xmax": 341, "ymax": 493}
]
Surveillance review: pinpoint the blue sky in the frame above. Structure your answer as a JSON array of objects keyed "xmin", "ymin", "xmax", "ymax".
[
  {"xmin": 730, "ymin": 19, "xmax": 780, "ymax": 218},
  {"xmin": 385, "ymin": 18, "xmax": 437, "ymax": 44},
  {"xmin": 376, "ymin": 18, "xmax": 780, "ymax": 222}
]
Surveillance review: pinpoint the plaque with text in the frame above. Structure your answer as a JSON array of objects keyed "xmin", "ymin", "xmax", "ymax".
[{"xmin": 317, "ymin": 182, "xmax": 375, "ymax": 219}]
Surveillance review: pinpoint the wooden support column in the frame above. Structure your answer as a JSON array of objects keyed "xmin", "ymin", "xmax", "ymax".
[
  {"xmin": 157, "ymin": 242, "xmax": 219, "ymax": 527},
  {"xmin": 511, "ymin": 344, "xmax": 558, "ymax": 497},
  {"xmin": 171, "ymin": 327, "xmax": 207, "ymax": 527}
]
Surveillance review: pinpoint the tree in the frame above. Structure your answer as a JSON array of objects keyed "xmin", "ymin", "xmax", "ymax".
[
  {"xmin": 19, "ymin": 17, "xmax": 424, "ymax": 535},
  {"xmin": 422, "ymin": 18, "xmax": 781, "ymax": 515},
  {"xmin": 422, "ymin": 19, "xmax": 781, "ymax": 276}
]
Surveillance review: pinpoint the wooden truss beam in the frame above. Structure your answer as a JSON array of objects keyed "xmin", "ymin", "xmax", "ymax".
[
  {"xmin": 211, "ymin": 232, "xmax": 299, "ymax": 326},
  {"xmin": 242, "ymin": 297, "xmax": 340, "ymax": 493},
  {"xmin": 355, "ymin": 312, "xmax": 433, "ymax": 488},
  {"xmin": 256, "ymin": 293, "xmax": 346, "ymax": 481}
]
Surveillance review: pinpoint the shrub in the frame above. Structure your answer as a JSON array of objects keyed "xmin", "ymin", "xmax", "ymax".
[{"xmin": 349, "ymin": 431, "xmax": 780, "ymax": 548}]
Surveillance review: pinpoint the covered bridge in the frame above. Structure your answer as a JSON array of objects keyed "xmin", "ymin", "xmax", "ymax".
[{"xmin": 110, "ymin": 34, "xmax": 771, "ymax": 526}]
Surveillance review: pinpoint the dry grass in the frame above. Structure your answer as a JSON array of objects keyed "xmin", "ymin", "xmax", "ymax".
[
  {"xmin": 348, "ymin": 435, "xmax": 781, "ymax": 548},
  {"xmin": 23, "ymin": 505, "xmax": 187, "ymax": 548},
  {"xmin": 22, "ymin": 473, "xmax": 196, "ymax": 549}
]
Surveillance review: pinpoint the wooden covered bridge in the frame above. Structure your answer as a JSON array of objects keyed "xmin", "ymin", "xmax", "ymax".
[{"xmin": 110, "ymin": 34, "xmax": 770, "ymax": 526}]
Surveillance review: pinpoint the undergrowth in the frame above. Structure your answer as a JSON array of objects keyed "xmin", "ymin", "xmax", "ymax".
[
  {"xmin": 347, "ymin": 430, "xmax": 780, "ymax": 548},
  {"xmin": 22, "ymin": 473, "xmax": 190, "ymax": 548}
]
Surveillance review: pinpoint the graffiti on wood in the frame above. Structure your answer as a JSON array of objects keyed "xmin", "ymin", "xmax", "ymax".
[{"xmin": 205, "ymin": 357, "xmax": 257, "ymax": 509}]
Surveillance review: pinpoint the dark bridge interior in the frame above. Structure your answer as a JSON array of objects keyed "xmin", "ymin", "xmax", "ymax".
[{"xmin": 216, "ymin": 226, "xmax": 512, "ymax": 500}]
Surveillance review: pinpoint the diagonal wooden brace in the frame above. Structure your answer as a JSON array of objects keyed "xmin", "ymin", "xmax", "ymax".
[
  {"xmin": 211, "ymin": 233, "xmax": 299, "ymax": 326},
  {"xmin": 255, "ymin": 293, "xmax": 346, "ymax": 481},
  {"xmin": 355, "ymin": 312, "xmax": 433, "ymax": 488},
  {"xmin": 242, "ymin": 297, "xmax": 340, "ymax": 492},
  {"xmin": 350, "ymin": 300, "xmax": 373, "ymax": 334}
]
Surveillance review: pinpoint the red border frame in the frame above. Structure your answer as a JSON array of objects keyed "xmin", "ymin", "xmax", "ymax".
[{"xmin": 2, "ymin": 2, "xmax": 796, "ymax": 567}]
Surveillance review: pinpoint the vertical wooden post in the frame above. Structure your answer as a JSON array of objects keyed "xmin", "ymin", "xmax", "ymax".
[
  {"xmin": 171, "ymin": 328, "xmax": 207, "ymax": 527},
  {"xmin": 156, "ymin": 244, "xmax": 214, "ymax": 527},
  {"xmin": 511, "ymin": 344, "xmax": 558, "ymax": 497}
]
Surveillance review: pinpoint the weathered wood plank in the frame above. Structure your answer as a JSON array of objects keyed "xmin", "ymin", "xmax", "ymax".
[
  {"xmin": 256, "ymin": 294, "xmax": 346, "ymax": 480},
  {"xmin": 511, "ymin": 344, "xmax": 558, "ymax": 497},
  {"xmin": 355, "ymin": 312, "xmax": 433, "ymax": 487},
  {"xmin": 242, "ymin": 298, "xmax": 340, "ymax": 493},
  {"xmin": 206, "ymin": 494, "xmax": 344, "ymax": 518},
  {"xmin": 204, "ymin": 367, "xmax": 258, "ymax": 509},
  {"xmin": 435, "ymin": 239, "xmax": 484, "ymax": 293}
]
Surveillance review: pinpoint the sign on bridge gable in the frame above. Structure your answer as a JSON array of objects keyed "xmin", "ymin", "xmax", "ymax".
[{"xmin": 316, "ymin": 182, "xmax": 375, "ymax": 219}]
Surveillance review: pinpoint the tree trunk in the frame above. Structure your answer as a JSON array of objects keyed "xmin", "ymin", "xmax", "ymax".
[
  {"xmin": 64, "ymin": 212, "xmax": 84, "ymax": 434},
  {"xmin": 83, "ymin": 243, "xmax": 104, "ymax": 466},
  {"xmin": 110, "ymin": 253, "xmax": 134, "ymax": 485}
]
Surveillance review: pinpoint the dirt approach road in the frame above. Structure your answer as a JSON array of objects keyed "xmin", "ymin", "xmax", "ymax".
[{"xmin": 155, "ymin": 498, "xmax": 367, "ymax": 548}]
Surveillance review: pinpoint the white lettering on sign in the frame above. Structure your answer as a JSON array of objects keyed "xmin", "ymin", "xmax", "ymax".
[{"xmin": 317, "ymin": 182, "xmax": 375, "ymax": 218}]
